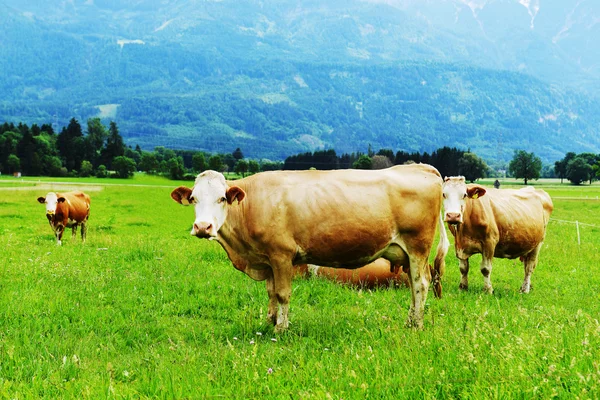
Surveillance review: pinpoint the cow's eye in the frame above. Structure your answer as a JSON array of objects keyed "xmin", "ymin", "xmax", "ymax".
[
  {"xmin": 218, "ymin": 197, "xmax": 227, "ymax": 204},
  {"xmin": 462, "ymin": 193, "xmax": 468, "ymax": 199},
  {"xmin": 442, "ymin": 193, "xmax": 447, "ymax": 199}
]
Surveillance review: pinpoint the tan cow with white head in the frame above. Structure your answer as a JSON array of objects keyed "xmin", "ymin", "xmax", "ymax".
[
  {"xmin": 441, "ymin": 176, "xmax": 553, "ymax": 294},
  {"xmin": 171, "ymin": 165, "xmax": 449, "ymax": 332},
  {"xmin": 38, "ymin": 191, "xmax": 91, "ymax": 245}
]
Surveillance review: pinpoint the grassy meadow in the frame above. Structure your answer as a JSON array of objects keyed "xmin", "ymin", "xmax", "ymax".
[{"xmin": 0, "ymin": 174, "xmax": 599, "ymax": 398}]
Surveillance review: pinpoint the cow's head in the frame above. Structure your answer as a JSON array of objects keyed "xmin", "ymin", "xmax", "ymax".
[
  {"xmin": 442, "ymin": 176, "xmax": 486, "ymax": 225},
  {"xmin": 37, "ymin": 192, "xmax": 66, "ymax": 221},
  {"xmin": 170, "ymin": 170, "xmax": 245, "ymax": 239}
]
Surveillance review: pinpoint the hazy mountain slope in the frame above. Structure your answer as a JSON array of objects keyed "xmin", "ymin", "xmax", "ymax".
[{"xmin": 0, "ymin": 0, "xmax": 599, "ymax": 163}]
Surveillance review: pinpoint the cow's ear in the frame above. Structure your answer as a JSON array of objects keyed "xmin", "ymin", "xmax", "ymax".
[
  {"xmin": 226, "ymin": 186, "xmax": 245, "ymax": 205},
  {"xmin": 37, "ymin": 197, "xmax": 46, "ymax": 204},
  {"xmin": 171, "ymin": 187, "xmax": 194, "ymax": 205},
  {"xmin": 467, "ymin": 186, "xmax": 486, "ymax": 199},
  {"xmin": 57, "ymin": 197, "xmax": 66, "ymax": 203}
]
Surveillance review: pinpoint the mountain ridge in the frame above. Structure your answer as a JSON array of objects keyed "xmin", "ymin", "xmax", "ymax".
[{"xmin": 1, "ymin": 0, "xmax": 599, "ymax": 164}]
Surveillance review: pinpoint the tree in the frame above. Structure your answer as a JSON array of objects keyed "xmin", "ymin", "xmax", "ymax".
[
  {"xmin": 232, "ymin": 147, "xmax": 244, "ymax": 161},
  {"xmin": 234, "ymin": 159, "xmax": 249, "ymax": 177},
  {"xmin": 566, "ymin": 157, "xmax": 592, "ymax": 185},
  {"xmin": 248, "ymin": 159, "xmax": 260, "ymax": 174},
  {"xmin": 508, "ymin": 150, "xmax": 541, "ymax": 185},
  {"xmin": 168, "ymin": 156, "xmax": 185, "ymax": 180},
  {"xmin": 6, "ymin": 154, "xmax": 20, "ymax": 174},
  {"xmin": 100, "ymin": 121, "xmax": 125, "ymax": 169},
  {"xmin": 458, "ymin": 152, "xmax": 488, "ymax": 182},
  {"xmin": 554, "ymin": 152, "xmax": 576, "ymax": 183},
  {"xmin": 112, "ymin": 156, "xmax": 136, "ymax": 178},
  {"xmin": 371, "ymin": 155, "xmax": 392, "ymax": 169},
  {"xmin": 85, "ymin": 118, "xmax": 108, "ymax": 167},
  {"xmin": 192, "ymin": 152, "xmax": 207, "ymax": 173},
  {"xmin": 96, "ymin": 165, "xmax": 108, "ymax": 178},
  {"xmin": 208, "ymin": 154, "xmax": 224, "ymax": 172},
  {"xmin": 79, "ymin": 160, "xmax": 93, "ymax": 177},
  {"xmin": 57, "ymin": 118, "xmax": 84, "ymax": 172},
  {"xmin": 352, "ymin": 155, "xmax": 372, "ymax": 169},
  {"xmin": 139, "ymin": 152, "xmax": 159, "ymax": 174}
]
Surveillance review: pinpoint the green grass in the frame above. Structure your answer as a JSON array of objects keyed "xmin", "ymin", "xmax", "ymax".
[{"xmin": 0, "ymin": 177, "xmax": 598, "ymax": 398}]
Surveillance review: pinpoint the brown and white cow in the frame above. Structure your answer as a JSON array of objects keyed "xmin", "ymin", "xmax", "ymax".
[
  {"xmin": 441, "ymin": 176, "xmax": 553, "ymax": 294},
  {"xmin": 295, "ymin": 258, "xmax": 410, "ymax": 289},
  {"xmin": 37, "ymin": 191, "xmax": 91, "ymax": 245},
  {"xmin": 171, "ymin": 165, "xmax": 449, "ymax": 332}
]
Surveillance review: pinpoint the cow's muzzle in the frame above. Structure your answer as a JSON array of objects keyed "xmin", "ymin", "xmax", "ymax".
[
  {"xmin": 191, "ymin": 222, "xmax": 216, "ymax": 239},
  {"xmin": 445, "ymin": 213, "xmax": 462, "ymax": 225}
]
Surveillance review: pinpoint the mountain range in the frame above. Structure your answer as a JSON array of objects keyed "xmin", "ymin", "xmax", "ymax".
[{"xmin": 1, "ymin": 0, "xmax": 599, "ymax": 164}]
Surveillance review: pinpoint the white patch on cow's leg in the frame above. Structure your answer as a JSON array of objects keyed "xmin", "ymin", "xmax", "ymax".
[
  {"xmin": 405, "ymin": 255, "xmax": 429, "ymax": 329},
  {"xmin": 265, "ymin": 276, "xmax": 278, "ymax": 326},
  {"xmin": 480, "ymin": 256, "xmax": 494, "ymax": 294},
  {"xmin": 275, "ymin": 304, "xmax": 289, "ymax": 333},
  {"xmin": 459, "ymin": 258, "xmax": 470, "ymax": 291},
  {"xmin": 56, "ymin": 227, "xmax": 64, "ymax": 246}
]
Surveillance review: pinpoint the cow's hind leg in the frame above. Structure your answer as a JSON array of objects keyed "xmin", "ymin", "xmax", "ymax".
[
  {"xmin": 72, "ymin": 224, "xmax": 78, "ymax": 240},
  {"xmin": 81, "ymin": 222, "xmax": 87, "ymax": 243},
  {"xmin": 404, "ymin": 254, "xmax": 430, "ymax": 330},
  {"xmin": 521, "ymin": 243, "xmax": 542, "ymax": 293}
]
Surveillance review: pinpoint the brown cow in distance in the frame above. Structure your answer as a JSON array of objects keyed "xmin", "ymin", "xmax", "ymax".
[
  {"xmin": 37, "ymin": 191, "xmax": 91, "ymax": 245},
  {"xmin": 441, "ymin": 176, "xmax": 553, "ymax": 294},
  {"xmin": 171, "ymin": 165, "xmax": 449, "ymax": 332}
]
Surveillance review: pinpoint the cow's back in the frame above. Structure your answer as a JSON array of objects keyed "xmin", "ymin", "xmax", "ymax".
[{"xmin": 59, "ymin": 191, "xmax": 91, "ymax": 222}]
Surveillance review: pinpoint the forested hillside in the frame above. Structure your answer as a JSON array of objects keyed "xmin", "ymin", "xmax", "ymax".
[{"xmin": 1, "ymin": 0, "xmax": 599, "ymax": 163}]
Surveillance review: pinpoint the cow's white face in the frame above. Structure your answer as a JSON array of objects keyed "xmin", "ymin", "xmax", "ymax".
[
  {"xmin": 37, "ymin": 192, "xmax": 65, "ymax": 221},
  {"xmin": 171, "ymin": 171, "xmax": 245, "ymax": 239},
  {"xmin": 442, "ymin": 176, "xmax": 486, "ymax": 225}
]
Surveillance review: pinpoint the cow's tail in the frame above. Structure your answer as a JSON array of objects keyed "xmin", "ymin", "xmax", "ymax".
[{"xmin": 431, "ymin": 211, "xmax": 450, "ymax": 298}]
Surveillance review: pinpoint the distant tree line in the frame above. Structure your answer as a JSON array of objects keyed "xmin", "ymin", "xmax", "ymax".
[
  {"xmin": 2, "ymin": 118, "xmax": 599, "ymax": 185},
  {"xmin": 283, "ymin": 146, "xmax": 489, "ymax": 182},
  {"xmin": 0, "ymin": 119, "xmax": 284, "ymax": 180}
]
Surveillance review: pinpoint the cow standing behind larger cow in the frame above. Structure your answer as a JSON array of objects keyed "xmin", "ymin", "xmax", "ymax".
[
  {"xmin": 440, "ymin": 176, "xmax": 553, "ymax": 294},
  {"xmin": 171, "ymin": 165, "xmax": 449, "ymax": 331}
]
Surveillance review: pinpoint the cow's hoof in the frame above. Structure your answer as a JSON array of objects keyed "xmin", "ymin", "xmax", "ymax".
[
  {"xmin": 273, "ymin": 323, "xmax": 288, "ymax": 334},
  {"xmin": 483, "ymin": 286, "xmax": 494, "ymax": 294},
  {"xmin": 519, "ymin": 285, "xmax": 531, "ymax": 294},
  {"xmin": 459, "ymin": 283, "xmax": 468, "ymax": 291},
  {"xmin": 266, "ymin": 314, "xmax": 277, "ymax": 326}
]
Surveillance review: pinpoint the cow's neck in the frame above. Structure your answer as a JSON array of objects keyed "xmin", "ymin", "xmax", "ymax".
[{"xmin": 215, "ymin": 219, "xmax": 272, "ymax": 282}]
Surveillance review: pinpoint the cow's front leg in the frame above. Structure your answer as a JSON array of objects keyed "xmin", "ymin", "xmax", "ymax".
[
  {"xmin": 265, "ymin": 275, "xmax": 278, "ymax": 326},
  {"xmin": 405, "ymin": 255, "xmax": 430, "ymax": 330},
  {"xmin": 72, "ymin": 223, "xmax": 78, "ymax": 240},
  {"xmin": 480, "ymin": 253, "xmax": 494, "ymax": 294},
  {"xmin": 55, "ymin": 227, "xmax": 64, "ymax": 246},
  {"xmin": 458, "ymin": 257, "xmax": 470, "ymax": 291},
  {"xmin": 270, "ymin": 258, "xmax": 294, "ymax": 333}
]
